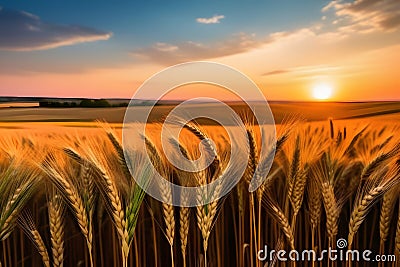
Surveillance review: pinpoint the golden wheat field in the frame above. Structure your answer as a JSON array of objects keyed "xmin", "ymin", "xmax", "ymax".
[{"xmin": 0, "ymin": 106, "xmax": 400, "ymax": 267}]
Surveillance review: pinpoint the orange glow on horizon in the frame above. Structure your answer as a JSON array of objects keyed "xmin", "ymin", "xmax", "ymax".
[{"xmin": 0, "ymin": 44, "xmax": 399, "ymax": 101}]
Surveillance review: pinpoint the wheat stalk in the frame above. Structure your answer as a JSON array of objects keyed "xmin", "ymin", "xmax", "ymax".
[
  {"xmin": 169, "ymin": 137, "xmax": 192, "ymax": 266},
  {"xmin": 245, "ymin": 127, "xmax": 259, "ymax": 267},
  {"xmin": 307, "ymin": 176, "xmax": 321, "ymax": 262},
  {"xmin": 245, "ymin": 128, "xmax": 259, "ymax": 183},
  {"xmin": 65, "ymin": 136, "xmax": 129, "ymax": 266},
  {"xmin": 0, "ymin": 159, "xmax": 39, "ymax": 241},
  {"xmin": 161, "ymin": 182, "xmax": 175, "ymax": 265},
  {"xmin": 145, "ymin": 136, "xmax": 176, "ymax": 265},
  {"xmin": 181, "ymin": 120, "xmax": 221, "ymax": 177},
  {"xmin": 106, "ymin": 130, "xmax": 131, "ymax": 178},
  {"xmin": 182, "ymin": 121, "xmax": 220, "ymax": 163},
  {"xmin": 176, "ymin": 156, "xmax": 191, "ymax": 267},
  {"xmin": 396, "ymin": 201, "xmax": 400, "ymax": 257},
  {"xmin": 312, "ymin": 151, "xmax": 346, "ymax": 246},
  {"xmin": 320, "ymin": 182, "xmax": 340, "ymax": 241},
  {"xmin": 289, "ymin": 168, "xmax": 307, "ymax": 217},
  {"xmin": 380, "ymin": 186, "xmax": 398, "ymax": 244},
  {"xmin": 48, "ymin": 193, "xmax": 65, "ymax": 267},
  {"xmin": 307, "ymin": 178, "xmax": 322, "ymax": 230},
  {"xmin": 94, "ymin": 161, "xmax": 130, "ymax": 266},
  {"xmin": 31, "ymin": 230, "xmax": 51, "ymax": 267},
  {"xmin": 287, "ymin": 136, "xmax": 301, "ymax": 204},
  {"xmin": 41, "ymin": 152, "xmax": 94, "ymax": 266},
  {"xmin": 71, "ymin": 129, "xmax": 149, "ymax": 267},
  {"xmin": 195, "ymin": 169, "xmax": 224, "ymax": 266},
  {"xmin": 262, "ymin": 195, "xmax": 295, "ymax": 250},
  {"xmin": 18, "ymin": 213, "xmax": 51, "ymax": 267},
  {"xmin": 179, "ymin": 204, "xmax": 190, "ymax": 267},
  {"xmin": 348, "ymin": 162, "xmax": 400, "ymax": 247},
  {"xmin": 168, "ymin": 137, "xmax": 191, "ymax": 265},
  {"xmin": 360, "ymin": 143, "xmax": 400, "ymax": 180},
  {"xmin": 173, "ymin": 120, "xmax": 226, "ymax": 266}
]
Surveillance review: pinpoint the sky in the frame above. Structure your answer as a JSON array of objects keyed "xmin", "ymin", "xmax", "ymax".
[{"xmin": 0, "ymin": 0, "xmax": 399, "ymax": 101}]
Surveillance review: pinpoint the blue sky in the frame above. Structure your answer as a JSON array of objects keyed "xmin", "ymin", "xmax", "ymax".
[
  {"xmin": 0, "ymin": 1, "xmax": 328, "ymax": 60},
  {"xmin": 1, "ymin": 1, "xmax": 327, "ymax": 43}
]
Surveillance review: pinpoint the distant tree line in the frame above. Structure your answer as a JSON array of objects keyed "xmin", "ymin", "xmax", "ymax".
[{"xmin": 39, "ymin": 99, "xmax": 128, "ymax": 108}]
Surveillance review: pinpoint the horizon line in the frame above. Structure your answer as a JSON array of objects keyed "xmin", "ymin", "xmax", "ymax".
[{"xmin": 1, "ymin": 95, "xmax": 400, "ymax": 104}]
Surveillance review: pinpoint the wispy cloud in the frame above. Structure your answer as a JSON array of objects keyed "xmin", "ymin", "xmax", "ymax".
[
  {"xmin": 132, "ymin": 32, "xmax": 265, "ymax": 64},
  {"xmin": 262, "ymin": 65, "xmax": 342, "ymax": 77},
  {"xmin": 133, "ymin": 20, "xmax": 398, "ymax": 68},
  {"xmin": 262, "ymin": 69, "xmax": 289, "ymax": 76},
  {"xmin": 322, "ymin": 0, "xmax": 400, "ymax": 32},
  {"xmin": 0, "ymin": 7, "xmax": 112, "ymax": 51},
  {"xmin": 196, "ymin": 14, "xmax": 225, "ymax": 24},
  {"xmin": 152, "ymin": 42, "xmax": 179, "ymax": 52}
]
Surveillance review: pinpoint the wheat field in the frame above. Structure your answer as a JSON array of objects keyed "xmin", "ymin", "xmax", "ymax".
[{"xmin": 0, "ymin": 118, "xmax": 399, "ymax": 267}]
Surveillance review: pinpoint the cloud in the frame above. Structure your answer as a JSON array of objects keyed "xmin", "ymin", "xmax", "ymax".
[
  {"xmin": 322, "ymin": 0, "xmax": 400, "ymax": 32},
  {"xmin": 132, "ymin": 32, "xmax": 266, "ymax": 64},
  {"xmin": 196, "ymin": 15, "xmax": 225, "ymax": 24},
  {"xmin": 133, "ymin": 19, "xmax": 400, "ymax": 68},
  {"xmin": 0, "ymin": 7, "xmax": 112, "ymax": 51},
  {"xmin": 262, "ymin": 65, "xmax": 342, "ymax": 77},
  {"xmin": 152, "ymin": 42, "xmax": 179, "ymax": 52},
  {"xmin": 262, "ymin": 69, "xmax": 289, "ymax": 76}
]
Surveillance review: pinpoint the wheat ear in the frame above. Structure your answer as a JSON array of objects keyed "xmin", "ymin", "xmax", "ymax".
[
  {"xmin": 98, "ymin": 167, "xmax": 130, "ymax": 265},
  {"xmin": 41, "ymin": 153, "xmax": 94, "ymax": 266},
  {"xmin": 182, "ymin": 121, "xmax": 221, "ymax": 176},
  {"xmin": 48, "ymin": 194, "xmax": 65, "ymax": 267},
  {"xmin": 287, "ymin": 136, "xmax": 308, "ymax": 218},
  {"xmin": 145, "ymin": 136, "xmax": 176, "ymax": 265},
  {"xmin": 244, "ymin": 127, "xmax": 259, "ymax": 267},
  {"xmin": 179, "ymin": 204, "xmax": 190, "ymax": 267},
  {"xmin": 396, "ymin": 201, "xmax": 400, "ymax": 257},
  {"xmin": 380, "ymin": 186, "xmax": 398, "ymax": 244},
  {"xmin": 18, "ymin": 213, "xmax": 51, "ymax": 267},
  {"xmin": 0, "ymin": 162, "xmax": 39, "ymax": 241},
  {"xmin": 195, "ymin": 171, "xmax": 224, "ymax": 267},
  {"xmin": 307, "ymin": 178, "xmax": 322, "ymax": 230},
  {"xmin": 262, "ymin": 196, "xmax": 295, "ymax": 250},
  {"xmin": 348, "ymin": 164, "xmax": 400, "ymax": 247},
  {"xmin": 161, "ymin": 180, "xmax": 175, "ymax": 263},
  {"xmin": 169, "ymin": 137, "xmax": 192, "ymax": 266},
  {"xmin": 320, "ymin": 182, "xmax": 340, "ymax": 241}
]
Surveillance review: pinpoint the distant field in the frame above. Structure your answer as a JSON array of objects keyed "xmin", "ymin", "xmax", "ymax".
[
  {"xmin": 0, "ymin": 102, "xmax": 399, "ymax": 127},
  {"xmin": 0, "ymin": 102, "xmax": 39, "ymax": 108}
]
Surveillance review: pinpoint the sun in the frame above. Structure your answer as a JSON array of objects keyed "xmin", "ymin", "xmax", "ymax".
[{"xmin": 312, "ymin": 83, "xmax": 333, "ymax": 100}]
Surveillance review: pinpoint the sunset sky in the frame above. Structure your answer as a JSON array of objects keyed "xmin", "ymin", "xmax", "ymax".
[{"xmin": 0, "ymin": 0, "xmax": 399, "ymax": 101}]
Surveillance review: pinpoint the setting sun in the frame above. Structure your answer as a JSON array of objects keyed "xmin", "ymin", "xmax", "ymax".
[{"xmin": 312, "ymin": 83, "xmax": 333, "ymax": 100}]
